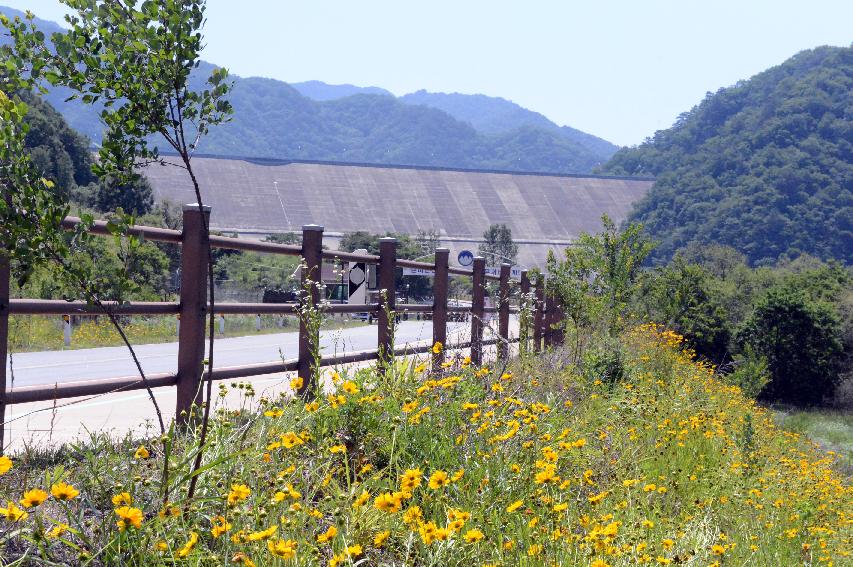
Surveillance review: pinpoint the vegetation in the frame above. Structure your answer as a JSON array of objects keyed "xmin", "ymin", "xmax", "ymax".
[
  {"xmin": 478, "ymin": 223, "xmax": 519, "ymax": 268},
  {"xmin": 0, "ymin": 326, "xmax": 850, "ymax": 564},
  {"xmin": 548, "ymin": 219, "xmax": 851, "ymax": 408},
  {"xmin": 600, "ymin": 46, "xmax": 853, "ymax": 265},
  {"xmin": 0, "ymin": 4, "xmax": 617, "ymax": 175}
]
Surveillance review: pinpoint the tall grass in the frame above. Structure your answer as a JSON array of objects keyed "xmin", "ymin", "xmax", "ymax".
[{"xmin": 0, "ymin": 324, "xmax": 849, "ymax": 565}]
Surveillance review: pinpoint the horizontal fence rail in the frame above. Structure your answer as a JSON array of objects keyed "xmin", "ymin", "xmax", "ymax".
[{"xmin": 0, "ymin": 205, "xmax": 562, "ymax": 451}]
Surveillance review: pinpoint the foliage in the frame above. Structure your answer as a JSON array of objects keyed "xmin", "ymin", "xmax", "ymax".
[
  {"xmin": 0, "ymin": 2, "xmax": 619, "ymax": 176},
  {"xmin": 547, "ymin": 215, "xmax": 653, "ymax": 337},
  {"xmin": 95, "ymin": 173, "xmax": 154, "ymax": 216},
  {"xmin": 478, "ymin": 223, "xmax": 518, "ymax": 267},
  {"xmin": 600, "ymin": 46, "xmax": 853, "ymax": 265},
  {"xmin": 725, "ymin": 344, "xmax": 771, "ymax": 400},
  {"xmin": 635, "ymin": 257, "xmax": 731, "ymax": 364},
  {"xmin": 0, "ymin": 326, "xmax": 850, "ymax": 564},
  {"xmin": 735, "ymin": 288, "xmax": 844, "ymax": 406}
]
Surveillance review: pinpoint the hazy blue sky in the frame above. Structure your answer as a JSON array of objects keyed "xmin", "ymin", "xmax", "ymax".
[{"xmin": 5, "ymin": 0, "xmax": 852, "ymax": 146}]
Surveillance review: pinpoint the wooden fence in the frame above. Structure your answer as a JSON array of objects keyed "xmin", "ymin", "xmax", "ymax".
[{"xmin": 0, "ymin": 204, "xmax": 563, "ymax": 446}]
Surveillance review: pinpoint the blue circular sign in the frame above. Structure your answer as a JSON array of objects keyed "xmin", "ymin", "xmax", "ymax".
[{"xmin": 457, "ymin": 250, "xmax": 474, "ymax": 266}]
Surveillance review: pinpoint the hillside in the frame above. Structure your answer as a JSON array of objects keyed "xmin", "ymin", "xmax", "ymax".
[
  {"xmin": 290, "ymin": 80, "xmax": 393, "ymax": 100},
  {"xmin": 0, "ymin": 6, "xmax": 616, "ymax": 174},
  {"xmin": 601, "ymin": 46, "xmax": 853, "ymax": 265},
  {"xmin": 400, "ymin": 90, "xmax": 619, "ymax": 159}
]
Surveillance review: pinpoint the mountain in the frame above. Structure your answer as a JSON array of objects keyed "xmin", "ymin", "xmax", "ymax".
[
  {"xmin": 600, "ymin": 46, "xmax": 853, "ymax": 265},
  {"xmin": 399, "ymin": 90, "xmax": 619, "ymax": 160},
  {"xmin": 290, "ymin": 80, "xmax": 393, "ymax": 101},
  {"xmin": 0, "ymin": 6, "xmax": 617, "ymax": 174}
]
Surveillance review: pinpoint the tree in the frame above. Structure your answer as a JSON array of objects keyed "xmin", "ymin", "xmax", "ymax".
[
  {"xmin": 637, "ymin": 258, "xmax": 731, "ymax": 364},
  {"xmin": 735, "ymin": 288, "xmax": 844, "ymax": 405},
  {"xmin": 95, "ymin": 173, "xmax": 154, "ymax": 216},
  {"xmin": 479, "ymin": 223, "xmax": 518, "ymax": 267},
  {"xmin": 5, "ymin": 0, "xmax": 233, "ymax": 500}
]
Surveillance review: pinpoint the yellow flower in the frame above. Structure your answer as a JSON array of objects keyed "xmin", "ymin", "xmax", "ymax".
[
  {"xmin": 347, "ymin": 544, "xmax": 363, "ymax": 557},
  {"xmin": 342, "ymin": 380, "xmax": 359, "ymax": 394},
  {"xmin": 414, "ymin": 363, "xmax": 427, "ymax": 373},
  {"xmin": 290, "ymin": 376, "xmax": 304, "ymax": 390},
  {"xmin": 374, "ymin": 492, "xmax": 403, "ymax": 513},
  {"xmin": 247, "ymin": 525, "xmax": 278, "ymax": 542},
  {"xmin": 401, "ymin": 468, "xmax": 423, "ymax": 491},
  {"xmin": 177, "ymin": 531, "xmax": 199, "ymax": 558},
  {"xmin": 506, "ymin": 500, "xmax": 523, "ymax": 513},
  {"xmin": 155, "ymin": 541, "xmax": 168, "ymax": 552},
  {"xmin": 267, "ymin": 538, "xmax": 297, "ymax": 559},
  {"xmin": 329, "ymin": 444, "xmax": 347, "ymax": 454},
  {"xmin": 591, "ymin": 560, "xmax": 611, "ymax": 567},
  {"xmin": 232, "ymin": 552, "xmax": 257, "ymax": 567},
  {"xmin": 432, "ymin": 341, "xmax": 443, "ymax": 354},
  {"xmin": 134, "ymin": 445, "xmax": 150, "ymax": 459},
  {"xmin": 115, "ymin": 506, "xmax": 143, "ymax": 530},
  {"xmin": 47, "ymin": 523, "xmax": 69, "ymax": 539},
  {"xmin": 711, "ymin": 544, "xmax": 726, "ymax": 555},
  {"xmin": 50, "ymin": 482, "xmax": 80, "ymax": 501},
  {"xmin": 316, "ymin": 525, "xmax": 338, "ymax": 543},
  {"xmin": 643, "ymin": 483, "xmax": 657, "ymax": 492},
  {"xmin": 661, "ymin": 538, "xmax": 674, "ymax": 550},
  {"xmin": 0, "ymin": 502, "xmax": 28, "ymax": 522},
  {"xmin": 641, "ymin": 519, "xmax": 655, "ymax": 528},
  {"xmin": 211, "ymin": 515, "xmax": 232, "ymax": 538},
  {"xmin": 374, "ymin": 530, "xmax": 391, "ymax": 547},
  {"xmin": 228, "ymin": 484, "xmax": 251, "ymax": 505},
  {"xmin": 0, "ymin": 456, "xmax": 12, "ymax": 475},
  {"xmin": 428, "ymin": 470, "xmax": 450, "ymax": 489},
  {"xmin": 20, "ymin": 488, "xmax": 49, "ymax": 508},
  {"xmin": 464, "ymin": 528, "xmax": 485, "ymax": 543},
  {"xmin": 112, "ymin": 492, "xmax": 132, "ymax": 506},
  {"xmin": 353, "ymin": 490, "xmax": 370, "ymax": 509}
]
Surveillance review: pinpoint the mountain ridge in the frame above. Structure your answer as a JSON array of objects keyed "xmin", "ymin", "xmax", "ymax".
[{"xmin": 0, "ymin": 5, "xmax": 616, "ymax": 174}]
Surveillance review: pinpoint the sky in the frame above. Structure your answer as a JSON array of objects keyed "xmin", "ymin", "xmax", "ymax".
[{"xmin": 4, "ymin": 0, "xmax": 852, "ymax": 146}]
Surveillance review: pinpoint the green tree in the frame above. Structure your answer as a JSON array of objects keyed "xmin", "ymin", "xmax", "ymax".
[
  {"xmin": 5, "ymin": 0, "xmax": 233, "ymax": 498},
  {"xmin": 637, "ymin": 258, "xmax": 731, "ymax": 365},
  {"xmin": 735, "ymin": 289, "xmax": 844, "ymax": 405},
  {"xmin": 95, "ymin": 173, "xmax": 154, "ymax": 215},
  {"xmin": 479, "ymin": 223, "xmax": 518, "ymax": 267}
]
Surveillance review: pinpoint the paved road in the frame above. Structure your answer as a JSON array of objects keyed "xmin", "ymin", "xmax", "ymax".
[{"xmin": 6, "ymin": 320, "xmax": 474, "ymax": 388}]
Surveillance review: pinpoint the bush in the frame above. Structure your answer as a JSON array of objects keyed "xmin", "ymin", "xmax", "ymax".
[
  {"xmin": 736, "ymin": 288, "xmax": 844, "ymax": 405},
  {"xmin": 725, "ymin": 344, "xmax": 770, "ymax": 399}
]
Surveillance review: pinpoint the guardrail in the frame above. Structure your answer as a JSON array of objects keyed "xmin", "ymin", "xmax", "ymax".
[{"xmin": 0, "ymin": 204, "xmax": 564, "ymax": 445}]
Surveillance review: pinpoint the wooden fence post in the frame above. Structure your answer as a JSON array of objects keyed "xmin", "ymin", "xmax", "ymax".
[
  {"xmin": 544, "ymin": 289, "xmax": 557, "ymax": 348},
  {"xmin": 377, "ymin": 237, "xmax": 397, "ymax": 371},
  {"xmin": 176, "ymin": 204, "xmax": 210, "ymax": 421},
  {"xmin": 432, "ymin": 248, "xmax": 449, "ymax": 370},
  {"xmin": 520, "ymin": 269, "xmax": 530, "ymax": 355},
  {"xmin": 470, "ymin": 256, "xmax": 486, "ymax": 365},
  {"xmin": 297, "ymin": 224, "xmax": 324, "ymax": 397},
  {"xmin": 0, "ymin": 255, "xmax": 9, "ymax": 453},
  {"xmin": 533, "ymin": 275, "xmax": 544, "ymax": 352},
  {"xmin": 498, "ymin": 263, "xmax": 511, "ymax": 361}
]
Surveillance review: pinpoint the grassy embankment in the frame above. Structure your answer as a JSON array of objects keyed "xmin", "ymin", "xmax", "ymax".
[
  {"xmin": 0, "ymin": 325, "xmax": 849, "ymax": 565},
  {"xmin": 6, "ymin": 315, "xmax": 367, "ymax": 352}
]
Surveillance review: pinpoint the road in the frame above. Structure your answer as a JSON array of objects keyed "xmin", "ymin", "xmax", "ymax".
[{"xmin": 5, "ymin": 319, "xmax": 472, "ymax": 388}]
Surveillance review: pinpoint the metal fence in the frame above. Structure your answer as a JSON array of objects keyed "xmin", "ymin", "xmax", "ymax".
[{"xmin": 0, "ymin": 204, "xmax": 563, "ymax": 442}]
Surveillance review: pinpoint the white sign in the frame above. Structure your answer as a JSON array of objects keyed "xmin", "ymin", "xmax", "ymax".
[
  {"xmin": 348, "ymin": 249, "xmax": 368, "ymax": 304},
  {"xmin": 485, "ymin": 266, "xmax": 524, "ymax": 279},
  {"xmin": 402, "ymin": 267, "xmax": 432, "ymax": 277}
]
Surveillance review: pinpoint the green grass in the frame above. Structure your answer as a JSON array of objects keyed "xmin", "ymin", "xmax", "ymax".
[
  {"xmin": 0, "ymin": 324, "xmax": 849, "ymax": 565},
  {"xmin": 774, "ymin": 407, "xmax": 853, "ymax": 469},
  {"xmin": 7, "ymin": 314, "xmax": 368, "ymax": 352}
]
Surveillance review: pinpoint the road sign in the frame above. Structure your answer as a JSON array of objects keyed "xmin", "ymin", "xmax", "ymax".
[
  {"xmin": 457, "ymin": 250, "xmax": 474, "ymax": 266},
  {"xmin": 485, "ymin": 266, "xmax": 524, "ymax": 279},
  {"xmin": 348, "ymin": 260, "xmax": 367, "ymax": 304},
  {"xmin": 402, "ymin": 267, "xmax": 432, "ymax": 277}
]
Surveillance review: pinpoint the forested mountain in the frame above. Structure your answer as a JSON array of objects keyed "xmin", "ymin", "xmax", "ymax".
[
  {"xmin": 601, "ymin": 46, "xmax": 852, "ymax": 265},
  {"xmin": 399, "ymin": 90, "xmax": 619, "ymax": 159},
  {"xmin": 0, "ymin": 6, "xmax": 617, "ymax": 174},
  {"xmin": 290, "ymin": 80, "xmax": 393, "ymax": 100}
]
